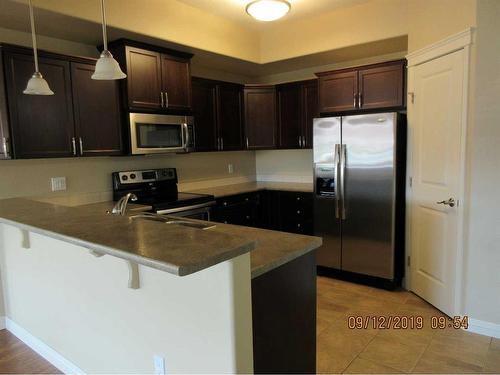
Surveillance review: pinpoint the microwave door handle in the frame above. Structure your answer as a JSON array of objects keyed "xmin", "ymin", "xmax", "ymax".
[{"xmin": 182, "ymin": 123, "xmax": 189, "ymax": 151}]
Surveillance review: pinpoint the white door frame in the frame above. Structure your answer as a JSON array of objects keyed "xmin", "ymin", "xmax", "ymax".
[{"xmin": 405, "ymin": 28, "xmax": 473, "ymax": 316}]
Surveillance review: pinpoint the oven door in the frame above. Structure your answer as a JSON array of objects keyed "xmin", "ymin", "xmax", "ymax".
[
  {"xmin": 156, "ymin": 202, "xmax": 215, "ymax": 221},
  {"xmin": 129, "ymin": 113, "xmax": 194, "ymax": 154}
]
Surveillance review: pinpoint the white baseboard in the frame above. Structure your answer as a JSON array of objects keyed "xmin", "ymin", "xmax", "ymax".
[
  {"xmin": 468, "ymin": 318, "xmax": 500, "ymax": 339},
  {"xmin": 0, "ymin": 315, "xmax": 5, "ymax": 330},
  {"xmin": 5, "ymin": 318, "xmax": 84, "ymax": 374}
]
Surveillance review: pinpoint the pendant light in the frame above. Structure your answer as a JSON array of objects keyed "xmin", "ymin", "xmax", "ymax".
[
  {"xmin": 23, "ymin": 0, "xmax": 54, "ymax": 95},
  {"xmin": 246, "ymin": 0, "xmax": 291, "ymax": 22},
  {"xmin": 92, "ymin": 0, "xmax": 126, "ymax": 80}
]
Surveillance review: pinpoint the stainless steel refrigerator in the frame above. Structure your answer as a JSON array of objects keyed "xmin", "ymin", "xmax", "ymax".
[{"xmin": 313, "ymin": 112, "xmax": 406, "ymax": 284}]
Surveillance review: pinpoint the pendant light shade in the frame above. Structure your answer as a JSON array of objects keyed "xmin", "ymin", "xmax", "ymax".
[
  {"xmin": 92, "ymin": 0, "xmax": 126, "ymax": 80},
  {"xmin": 24, "ymin": 71, "xmax": 54, "ymax": 95},
  {"xmin": 246, "ymin": 0, "xmax": 291, "ymax": 22},
  {"xmin": 24, "ymin": 0, "xmax": 54, "ymax": 95},
  {"xmin": 92, "ymin": 50, "xmax": 126, "ymax": 80}
]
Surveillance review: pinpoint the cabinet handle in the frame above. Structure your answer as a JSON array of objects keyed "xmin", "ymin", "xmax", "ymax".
[
  {"xmin": 79, "ymin": 137, "xmax": 83, "ymax": 156},
  {"xmin": 359, "ymin": 92, "xmax": 363, "ymax": 108},
  {"xmin": 71, "ymin": 137, "xmax": 76, "ymax": 156},
  {"xmin": 217, "ymin": 137, "xmax": 220, "ymax": 151},
  {"xmin": 165, "ymin": 91, "xmax": 169, "ymax": 108},
  {"xmin": 160, "ymin": 92, "xmax": 164, "ymax": 108},
  {"xmin": 353, "ymin": 93, "xmax": 357, "ymax": 108},
  {"xmin": 298, "ymin": 136, "xmax": 301, "ymax": 148},
  {"xmin": 246, "ymin": 137, "xmax": 249, "ymax": 149},
  {"xmin": 221, "ymin": 137, "xmax": 224, "ymax": 151}
]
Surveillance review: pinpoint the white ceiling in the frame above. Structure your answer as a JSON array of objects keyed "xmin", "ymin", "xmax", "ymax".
[{"xmin": 177, "ymin": 0, "xmax": 370, "ymax": 29}]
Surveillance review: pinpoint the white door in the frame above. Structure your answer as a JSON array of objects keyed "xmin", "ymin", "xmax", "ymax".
[{"xmin": 409, "ymin": 49, "xmax": 465, "ymax": 316}]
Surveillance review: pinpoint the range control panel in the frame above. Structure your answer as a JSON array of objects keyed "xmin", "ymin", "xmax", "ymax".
[{"xmin": 116, "ymin": 168, "xmax": 177, "ymax": 185}]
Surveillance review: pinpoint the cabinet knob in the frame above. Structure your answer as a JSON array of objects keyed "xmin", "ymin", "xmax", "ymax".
[
  {"xmin": 246, "ymin": 216, "xmax": 250, "ymax": 220},
  {"xmin": 297, "ymin": 210, "xmax": 301, "ymax": 214},
  {"xmin": 297, "ymin": 223, "xmax": 302, "ymax": 228},
  {"xmin": 223, "ymin": 221, "xmax": 228, "ymax": 224},
  {"xmin": 245, "ymin": 198, "xmax": 249, "ymax": 202},
  {"xmin": 296, "ymin": 197, "xmax": 301, "ymax": 201},
  {"xmin": 223, "ymin": 202, "xmax": 228, "ymax": 206}
]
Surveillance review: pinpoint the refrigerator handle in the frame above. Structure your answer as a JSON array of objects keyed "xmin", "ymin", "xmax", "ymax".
[
  {"xmin": 340, "ymin": 144, "xmax": 347, "ymax": 220},
  {"xmin": 334, "ymin": 143, "xmax": 341, "ymax": 219}
]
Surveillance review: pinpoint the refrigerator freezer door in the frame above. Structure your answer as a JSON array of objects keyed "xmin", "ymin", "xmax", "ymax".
[
  {"xmin": 313, "ymin": 117, "xmax": 342, "ymax": 269},
  {"xmin": 341, "ymin": 112, "xmax": 397, "ymax": 279}
]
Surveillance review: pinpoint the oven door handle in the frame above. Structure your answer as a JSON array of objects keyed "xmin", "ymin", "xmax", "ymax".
[{"xmin": 156, "ymin": 201, "xmax": 216, "ymax": 215}]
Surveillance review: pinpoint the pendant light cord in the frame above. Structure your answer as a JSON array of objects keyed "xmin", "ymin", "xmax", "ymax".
[
  {"xmin": 28, "ymin": 0, "xmax": 39, "ymax": 72},
  {"xmin": 100, "ymin": 0, "xmax": 108, "ymax": 51}
]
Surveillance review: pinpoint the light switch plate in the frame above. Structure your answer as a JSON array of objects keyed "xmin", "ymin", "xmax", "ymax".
[
  {"xmin": 154, "ymin": 355, "xmax": 165, "ymax": 375},
  {"xmin": 51, "ymin": 177, "xmax": 67, "ymax": 192},
  {"xmin": 228, "ymin": 164, "xmax": 234, "ymax": 174}
]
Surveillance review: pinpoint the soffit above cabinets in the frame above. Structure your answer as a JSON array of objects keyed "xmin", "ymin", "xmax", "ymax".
[{"xmin": 177, "ymin": 0, "xmax": 370, "ymax": 30}]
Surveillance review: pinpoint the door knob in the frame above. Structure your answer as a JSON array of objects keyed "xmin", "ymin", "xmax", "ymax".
[{"xmin": 437, "ymin": 198, "xmax": 455, "ymax": 207}]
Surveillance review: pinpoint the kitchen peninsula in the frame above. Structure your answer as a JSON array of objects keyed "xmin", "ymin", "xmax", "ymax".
[{"xmin": 0, "ymin": 198, "xmax": 321, "ymax": 374}]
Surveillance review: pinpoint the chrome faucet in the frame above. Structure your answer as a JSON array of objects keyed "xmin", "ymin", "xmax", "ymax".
[{"xmin": 112, "ymin": 193, "xmax": 138, "ymax": 216}]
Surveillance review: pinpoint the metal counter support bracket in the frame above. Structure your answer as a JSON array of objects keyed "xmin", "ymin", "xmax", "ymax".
[
  {"xmin": 127, "ymin": 261, "xmax": 140, "ymax": 289},
  {"xmin": 20, "ymin": 229, "xmax": 30, "ymax": 249},
  {"xmin": 89, "ymin": 250, "xmax": 104, "ymax": 258}
]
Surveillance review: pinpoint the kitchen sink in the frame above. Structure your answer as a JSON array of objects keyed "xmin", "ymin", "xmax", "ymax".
[{"xmin": 129, "ymin": 213, "xmax": 216, "ymax": 230}]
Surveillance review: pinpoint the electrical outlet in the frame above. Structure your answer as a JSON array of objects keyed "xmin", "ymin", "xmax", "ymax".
[
  {"xmin": 51, "ymin": 177, "xmax": 66, "ymax": 192},
  {"xmin": 228, "ymin": 163, "xmax": 234, "ymax": 174},
  {"xmin": 154, "ymin": 355, "xmax": 165, "ymax": 375}
]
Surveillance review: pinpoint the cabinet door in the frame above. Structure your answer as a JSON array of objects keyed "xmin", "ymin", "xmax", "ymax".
[
  {"xmin": 161, "ymin": 54, "xmax": 192, "ymax": 111},
  {"xmin": 217, "ymin": 83, "xmax": 244, "ymax": 151},
  {"xmin": 125, "ymin": 47, "xmax": 162, "ymax": 110},
  {"xmin": 71, "ymin": 62, "xmax": 123, "ymax": 156},
  {"xmin": 4, "ymin": 52, "xmax": 75, "ymax": 158},
  {"xmin": 318, "ymin": 70, "xmax": 358, "ymax": 113},
  {"xmin": 244, "ymin": 86, "xmax": 277, "ymax": 150},
  {"xmin": 192, "ymin": 78, "xmax": 217, "ymax": 151},
  {"xmin": 277, "ymin": 83, "xmax": 302, "ymax": 149},
  {"xmin": 302, "ymin": 80, "xmax": 318, "ymax": 149},
  {"xmin": 358, "ymin": 61, "xmax": 405, "ymax": 110}
]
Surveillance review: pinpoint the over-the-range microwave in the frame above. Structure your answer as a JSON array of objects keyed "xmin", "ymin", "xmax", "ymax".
[{"xmin": 128, "ymin": 113, "xmax": 195, "ymax": 155}]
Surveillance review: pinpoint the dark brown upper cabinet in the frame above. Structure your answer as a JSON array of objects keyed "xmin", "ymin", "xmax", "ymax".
[
  {"xmin": 71, "ymin": 62, "xmax": 123, "ymax": 156},
  {"xmin": 244, "ymin": 85, "xmax": 277, "ymax": 150},
  {"xmin": 216, "ymin": 82, "xmax": 244, "ymax": 151},
  {"xmin": 316, "ymin": 60, "xmax": 406, "ymax": 114},
  {"xmin": 1, "ymin": 44, "xmax": 123, "ymax": 159},
  {"xmin": 124, "ymin": 47, "xmax": 162, "ymax": 110},
  {"xmin": 192, "ymin": 77, "xmax": 217, "ymax": 151},
  {"xmin": 317, "ymin": 70, "xmax": 358, "ymax": 113},
  {"xmin": 276, "ymin": 80, "xmax": 318, "ymax": 149},
  {"xmin": 109, "ymin": 40, "xmax": 193, "ymax": 114},
  {"xmin": 161, "ymin": 54, "xmax": 192, "ymax": 111},
  {"xmin": 192, "ymin": 77, "xmax": 244, "ymax": 152},
  {"xmin": 4, "ymin": 51, "xmax": 75, "ymax": 159}
]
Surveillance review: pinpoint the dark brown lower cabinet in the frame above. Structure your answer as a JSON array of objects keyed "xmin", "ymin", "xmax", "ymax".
[
  {"xmin": 71, "ymin": 62, "xmax": 123, "ymax": 156},
  {"xmin": 4, "ymin": 51, "xmax": 75, "ymax": 158},
  {"xmin": 252, "ymin": 251, "xmax": 317, "ymax": 373}
]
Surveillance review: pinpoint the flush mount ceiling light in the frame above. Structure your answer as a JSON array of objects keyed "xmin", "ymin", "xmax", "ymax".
[
  {"xmin": 246, "ymin": 0, "xmax": 291, "ymax": 22},
  {"xmin": 23, "ymin": 0, "xmax": 54, "ymax": 95},
  {"xmin": 92, "ymin": 0, "xmax": 126, "ymax": 80}
]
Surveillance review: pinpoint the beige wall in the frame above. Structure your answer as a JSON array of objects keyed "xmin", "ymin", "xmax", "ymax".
[
  {"xmin": 407, "ymin": 0, "xmax": 477, "ymax": 52},
  {"xmin": 0, "ymin": 225, "xmax": 253, "ymax": 372},
  {"xmin": 0, "ymin": 152, "xmax": 256, "ymax": 202},
  {"xmin": 256, "ymin": 150, "xmax": 313, "ymax": 183},
  {"xmin": 463, "ymin": 0, "xmax": 500, "ymax": 325},
  {"xmin": 259, "ymin": 0, "xmax": 408, "ymax": 63},
  {"xmin": 13, "ymin": 0, "xmax": 261, "ymax": 63}
]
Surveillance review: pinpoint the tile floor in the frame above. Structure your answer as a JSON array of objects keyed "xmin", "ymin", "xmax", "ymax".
[{"xmin": 317, "ymin": 276, "xmax": 500, "ymax": 374}]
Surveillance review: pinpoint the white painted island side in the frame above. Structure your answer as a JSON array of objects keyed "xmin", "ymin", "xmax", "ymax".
[{"xmin": 0, "ymin": 224, "xmax": 253, "ymax": 373}]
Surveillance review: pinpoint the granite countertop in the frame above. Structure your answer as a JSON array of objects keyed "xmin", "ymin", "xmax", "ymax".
[
  {"xmin": 0, "ymin": 198, "xmax": 322, "ymax": 278},
  {"xmin": 186, "ymin": 181, "xmax": 313, "ymax": 198},
  {"xmin": 0, "ymin": 198, "xmax": 255, "ymax": 276}
]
